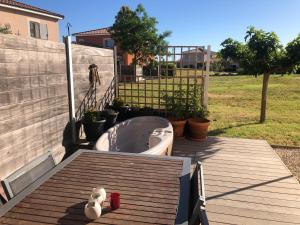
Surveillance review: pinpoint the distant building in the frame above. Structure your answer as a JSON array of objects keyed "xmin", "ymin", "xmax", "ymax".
[
  {"xmin": 179, "ymin": 47, "xmax": 216, "ymax": 69},
  {"xmin": 72, "ymin": 27, "xmax": 133, "ymax": 66},
  {"xmin": 0, "ymin": 0, "xmax": 64, "ymax": 42}
]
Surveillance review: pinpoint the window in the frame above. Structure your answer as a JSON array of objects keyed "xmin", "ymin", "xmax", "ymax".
[
  {"xmin": 197, "ymin": 53, "xmax": 203, "ymax": 61},
  {"xmin": 29, "ymin": 21, "xmax": 48, "ymax": 40},
  {"xmin": 104, "ymin": 39, "xmax": 114, "ymax": 48},
  {"xmin": 30, "ymin": 21, "xmax": 40, "ymax": 38}
]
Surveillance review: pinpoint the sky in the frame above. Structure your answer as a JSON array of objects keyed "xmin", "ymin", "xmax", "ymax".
[{"xmin": 22, "ymin": 0, "xmax": 300, "ymax": 51}]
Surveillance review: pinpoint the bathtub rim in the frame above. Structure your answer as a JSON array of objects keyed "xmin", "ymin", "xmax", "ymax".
[{"xmin": 94, "ymin": 116, "xmax": 173, "ymax": 155}]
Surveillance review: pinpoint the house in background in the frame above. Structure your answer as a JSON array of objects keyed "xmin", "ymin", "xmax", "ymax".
[
  {"xmin": 72, "ymin": 27, "xmax": 133, "ymax": 66},
  {"xmin": 179, "ymin": 47, "xmax": 216, "ymax": 69},
  {"xmin": 0, "ymin": 0, "xmax": 64, "ymax": 42}
]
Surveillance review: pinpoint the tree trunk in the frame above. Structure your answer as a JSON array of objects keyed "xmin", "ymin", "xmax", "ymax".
[{"xmin": 260, "ymin": 72, "xmax": 270, "ymax": 123}]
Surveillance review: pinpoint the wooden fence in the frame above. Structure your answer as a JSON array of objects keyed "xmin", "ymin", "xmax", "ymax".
[{"xmin": 0, "ymin": 34, "xmax": 114, "ymax": 180}]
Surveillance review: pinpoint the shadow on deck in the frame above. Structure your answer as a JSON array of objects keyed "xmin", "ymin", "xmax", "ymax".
[{"xmin": 172, "ymin": 136, "xmax": 300, "ymax": 225}]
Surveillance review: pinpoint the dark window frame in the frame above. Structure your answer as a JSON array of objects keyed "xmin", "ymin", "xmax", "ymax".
[{"xmin": 30, "ymin": 21, "xmax": 41, "ymax": 39}]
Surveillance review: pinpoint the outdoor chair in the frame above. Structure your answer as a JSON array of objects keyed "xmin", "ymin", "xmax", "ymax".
[
  {"xmin": 189, "ymin": 161, "xmax": 209, "ymax": 225},
  {"xmin": 1, "ymin": 152, "xmax": 56, "ymax": 200}
]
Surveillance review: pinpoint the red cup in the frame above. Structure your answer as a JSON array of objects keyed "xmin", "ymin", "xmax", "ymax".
[{"xmin": 110, "ymin": 192, "xmax": 120, "ymax": 210}]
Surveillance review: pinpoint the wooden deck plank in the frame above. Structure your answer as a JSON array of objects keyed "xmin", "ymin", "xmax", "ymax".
[
  {"xmin": 206, "ymin": 204, "xmax": 300, "ymax": 224},
  {"xmin": 203, "ymin": 170, "xmax": 299, "ymax": 184},
  {"xmin": 204, "ymin": 175, "xmax": 300, "ymax": 189},
  {"xmin": 206, "ymin": 212, "xmax": 298, "ymax": 225},
  {"xmin": 204, "ymin": 163, "xmax": 292, "ymax": 175},
  {"xmin": 206, "ymin": 185, "xmax": 300, "ymax": 201},
  {"xmin": 207, "ymin": 198, "xmax": 300, "ymax": 215},
  {"xmin": 206, "ymin": 190, "xmax": 300, "ymax": 208},
  {"xmin": 204, "ymin": 165, "xmax": 292, "ymax": 177},
  {"xmin": 204, "ymin": 179, "xmax": 300, "ymax": 193},
  {"xmin": 173, "ymin": 136, "xmax": 300, "ymax": 225}
]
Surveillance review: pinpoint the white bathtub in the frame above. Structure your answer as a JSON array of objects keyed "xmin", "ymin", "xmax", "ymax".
[{"xmin": 95, "ymin": 116, "xmax": 173, "ymax": 155}]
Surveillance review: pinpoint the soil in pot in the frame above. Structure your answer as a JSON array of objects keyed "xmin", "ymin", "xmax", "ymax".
[
  {"xmin": 83, "ymin": 119, "xmax": 106, "ymax": 142},
  {"xmin": 168, "ymin": 118, "xmax": 187, "ymax": 137},
  {"xmin": 188, "ymin": 118, "xmax": 210, "ymax": 141}
]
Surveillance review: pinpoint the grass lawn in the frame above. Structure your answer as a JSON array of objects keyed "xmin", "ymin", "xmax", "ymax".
[
  {"xmin": 208, "ymin": 74, "xmax": 300, "ymax": 146},
  {"xmin": 118, "ymin": 72, "xmax": 300, "ymax": 146}
]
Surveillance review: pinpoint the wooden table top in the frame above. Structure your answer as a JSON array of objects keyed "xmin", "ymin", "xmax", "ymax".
[{"xmin": 0, "ymin": 150, "xmax": 190, "ymax": 225}]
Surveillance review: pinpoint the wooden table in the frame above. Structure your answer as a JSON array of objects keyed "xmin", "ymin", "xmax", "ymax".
[{"xmin": 0, "ymin": 150, "xmax": 191, "ymax": 225}]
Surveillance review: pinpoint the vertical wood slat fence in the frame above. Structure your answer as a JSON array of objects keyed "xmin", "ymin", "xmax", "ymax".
[{"xmin": 116, "ymin": 46, "xmax": 210, "ymax": 112}]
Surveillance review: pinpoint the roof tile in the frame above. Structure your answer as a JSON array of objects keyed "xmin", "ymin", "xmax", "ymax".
[
  {"xmin": 72, "ymin": 27, "xmax": 110, "ymax": 36},
  {"xmin": 0, "ymin": 0, "xmax": 64, "ymax": 19}
]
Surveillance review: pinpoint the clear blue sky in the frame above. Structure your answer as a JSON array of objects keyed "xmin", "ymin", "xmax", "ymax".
[{"xmin": 22, "ymin": 0, "xmax": 300, "ymax": 50}]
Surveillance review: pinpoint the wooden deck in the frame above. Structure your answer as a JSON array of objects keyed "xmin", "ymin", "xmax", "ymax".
[{"xmin": 173, "ymin": 137, "xmax": 300, "ymax": 225}]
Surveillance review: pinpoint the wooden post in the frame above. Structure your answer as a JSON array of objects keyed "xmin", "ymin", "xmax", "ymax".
[
  {"xmin": 202, "ymin": 45, "xmax": 211, "ymax": 110},
  {"xmin": 64, "ymin": 36, "xmax": 76, "ymax": 144},
  {"xmin": 113, "ymin": 45, "xmax": 118, "ymax": 99}
]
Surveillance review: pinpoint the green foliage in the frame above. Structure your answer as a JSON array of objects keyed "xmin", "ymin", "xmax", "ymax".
[
  {"xmin": 210, "ymin": 54, "xmax": 228, "ymax": 72},
  {"xmin": 0, "ymin": 24, "xmax": 12, "ymax": 34},
  {"xmin": 109, "ymin": 4, "xmax": 171, "ymax": 65},
  {"xmin": 295, "ymin": 65, "xmax": 300, "ymax": 74},
  {"xmin": 219, "ymin": 27, "xmax": 297, "ymax": 123},
  {"xmin": 163, "ymin": 84, "xmax": 208, "ymax": 119},
  {"xmin": 244, "ymin": 26, "xmax": 285, "ymax": 74},
  {"xmin": 286, "ymin": 34, "xmax": 300, "ymax": 68},
  {"xmin": 163, "ymin": 89, "xmax": 187, "ymax": 119},
  {"xmin": 187, "ymin": 85, "xmax": 208, "ymax": 119},
  {"xmin": 220, "ymin": 27, "xmax": 300, "ymax": 75},
  {"xmin": 101, "ymin": 108, "xmax": 118, "ymax": 116},
  {"xmin": 83, "ymin": 109, "xmax": 105, "ymax": 123},
  {"xmin": 161, "ymin": 62, "xmax": 176, "ymax": 77},
  {"xmin": 143, "ymin": 62, "xmax": 176, "ymax": 76},
  {"xmin": 111, "ymin": 98, "xmax": 125, "ymax": 109},
  {"xmin": 220, "ymin": 38, "xmax": 244, "ymax": 62}
]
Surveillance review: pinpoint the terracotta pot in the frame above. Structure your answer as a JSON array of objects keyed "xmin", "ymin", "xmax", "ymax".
[
  {"xmin": 188, "ymin": 118, "xmax": 210, "ymax": 141},
  {"xmin": 168, "ymin": 118, "xmax": 187, "ymax": 137}
]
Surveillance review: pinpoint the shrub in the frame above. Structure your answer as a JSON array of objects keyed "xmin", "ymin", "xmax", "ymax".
[
  {"xmin": 163, "ymin": 89, "xmax": 187, "ymax": 119},
  {"xmin": 186, "ymin": 85, "xmax": 208, "ymax": 119},
  {"xmin": 143, "ymin": 62, "xmax": 176, "ymax": 77},
  {"xmin": 83, "ymin": 109, "xmax": 105, "ymax": 123}
]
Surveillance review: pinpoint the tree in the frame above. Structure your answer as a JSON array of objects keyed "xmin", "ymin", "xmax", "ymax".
[
  {"xmin": 109, "ymin": 4, "xmax": 171, "ymax": 66},
  {"xmin": 286, "ymin": 35, "xmax": 300, "ymax": 69},
  {"xmin": 220, "ymin": 27, "xmax": 300, "ymax": 123},
  {"xmin": 0, "ymin": 24, "xmax": 12, "ymax": 34}
]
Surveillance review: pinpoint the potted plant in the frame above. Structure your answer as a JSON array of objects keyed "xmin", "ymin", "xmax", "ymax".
[
  {"xmin": 187, "ymin": 85, "xmax": 210, "ymax": 141},
  {"xmin": 101, "ymin": 108, "xmax": 119, "ymax": 129},
  {"xmin": 110, "ymin": 98, "xmax": 130, "ymax": 121},
  {"xmin": 163, "ymin": 89, "xmax": 188, "ymax": 137},
  {"xmin": 125, "ymin": 104, "xmax": 139, "ymax": 118},
  {"xmin": 82, "ymin": 109, "xmax": 106, "ymax": 142},
  {"xmin": 139, "ymin": 106, "xmax": 154, "ymax": 116}
]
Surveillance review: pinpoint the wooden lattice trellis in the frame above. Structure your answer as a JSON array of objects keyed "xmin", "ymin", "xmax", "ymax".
[{"xmin": 116, "ymin": 46, "xmax": 210, "ymax": 112}]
